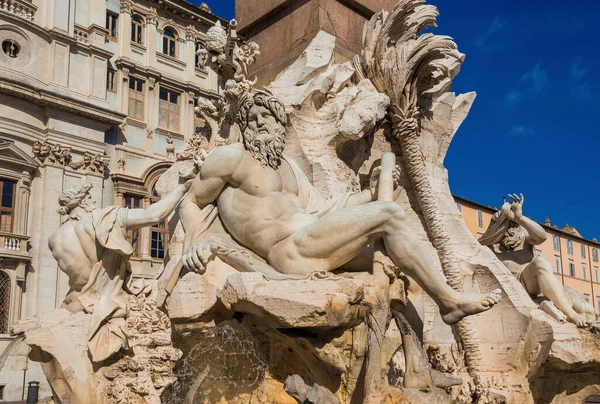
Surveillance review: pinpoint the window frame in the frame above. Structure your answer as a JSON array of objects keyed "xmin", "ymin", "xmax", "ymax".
[
  {"xmin": 593, "ymin": 247, "xmax": 599, "ymax": 262},
  {"xmin": 567, "ymin": 240, "xmax": 573, "ymax": 255},
  {"xmin": 581, "ymin": 244, "xmax": 587, "ymax": 259},
  {"xmin": 131, "ymin": 15, "xmax": 144, "ymax": 45},
  {"xmin": 569, "ymin": 261, "xmax": 576, "ymax": 277},
  {"xmin": 106, "ymin": 68, "xmax": 117, "ymax": 93},
  {"xmin": 0, "ymin": 179, "xmax": 16, "ymax": 233},
  {"xmin": 0, "ymin": 270, "xmax": 11, "ymax": 334},
  {"xmin": 128, "ymin": 77, "xmax": 145, "ymax": 120},
  {"xmin": 583, "ymin": 263, "xmax": 587, "ymax": 280},
  {"xmin": 162, "ymin": 27, "xmax": 178, "ymax": 58},
  {"xmin": 158, "ymin": 88, "xmax": 180, "ymax": 131},
  {"xmin": 555, "ymin": 256, "xmax": 561, "ymax": 274},
  {"xmin": 123, "ymin": 194, "xmax": 142, "ymax": 258},
  {"xmin": 477, "ymin": 209, "xmax": 483, "ymax": 228},
  {"xmin": 149, "ymin": 191, "xmax": 168, "ymax": 260},
  {"xmin": 553, "ymin": 234, "xmax": 560, "ymax": 251},
  {"xmin": 106, "ymin": 12, "xmax": 118, "ymax": 42}
]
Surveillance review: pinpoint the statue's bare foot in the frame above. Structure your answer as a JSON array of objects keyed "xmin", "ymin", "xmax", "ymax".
[
  {"xmin": 441, "ymin": 289, "xmax": 502, "ymax": 325},
  {"xmin": 567, "ymin": 313, "xmax": 592, "ymax": 328}
]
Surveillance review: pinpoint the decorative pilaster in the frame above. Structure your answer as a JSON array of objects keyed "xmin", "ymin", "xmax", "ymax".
[
  {"xmin": 119, "ymin": 0, "xmax": 133, "ymax": 60},
  {"xmin": 185, "ymin": 25, "xmax": 197, "ymax": 81},
  {"xmin": 146, "ymin": 8, "xmax": 158, "ymax": 68}
]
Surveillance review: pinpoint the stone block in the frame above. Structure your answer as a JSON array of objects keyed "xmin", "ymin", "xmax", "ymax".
[{"xmin": 219, "ymin": 272, "xmax": 365, "ymax": 329}]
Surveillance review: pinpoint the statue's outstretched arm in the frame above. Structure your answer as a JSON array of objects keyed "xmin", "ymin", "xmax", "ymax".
[{"xmin": 126, "ymin": 181, "xmax": 191, "ymax": 229}]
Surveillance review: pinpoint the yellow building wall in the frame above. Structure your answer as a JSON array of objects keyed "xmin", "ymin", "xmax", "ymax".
[{"xmin": 455, "ymin": 196, "xmax": 600, "ymax": 320}]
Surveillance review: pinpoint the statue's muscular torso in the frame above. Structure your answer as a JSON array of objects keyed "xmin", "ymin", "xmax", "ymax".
[
  {"xmin": 48, "ymin": 214, "xmax": 102, "ymax": 302},
  {"xmin": 188, "ymin": 143, "xmax": 318, "ymax": 259},
  {"xmin": 491, "ymin": 237, "xmax": 534, "ymax": 277}
]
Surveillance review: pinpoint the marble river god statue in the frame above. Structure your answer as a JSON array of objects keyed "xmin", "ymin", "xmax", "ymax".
[
  {"xmin": 177, "ymin": 89, "xmax": 501, "ymax": 325},
  {"xmin": 9, "ymin": 0, "xmax": 600, "ymax": 403},
  {"xmin": 479, "ymin": 194, "xmax": 593, "ymax": 328}
]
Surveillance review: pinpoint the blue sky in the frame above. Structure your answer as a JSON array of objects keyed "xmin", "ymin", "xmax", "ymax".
[{"xmin": 195, "ymin": 0, "xmax": 600, "ymax": 239}]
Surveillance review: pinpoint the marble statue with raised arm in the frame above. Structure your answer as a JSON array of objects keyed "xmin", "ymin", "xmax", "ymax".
[
  {"xmin": 48, "ymin": 180, "xmax": 190, "ymax": 362},
  {"xmin": 178, "ymin": 90, "xmax": 501, "ymax": 325},
  {"xmin": 479, "ymin": 194, "xmax": 592, "ymax": 328}
]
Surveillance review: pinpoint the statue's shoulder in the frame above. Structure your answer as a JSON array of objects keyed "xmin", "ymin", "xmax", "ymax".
[
  {"xmin": 212, "ymin": 142, "xmax": 245, "ymax": 156},
  {"xmin": 204, "ymin": 143, "xmax": 245, "ymax": 170}
]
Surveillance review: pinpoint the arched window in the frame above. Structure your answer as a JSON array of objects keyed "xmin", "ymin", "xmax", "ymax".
[
  {"xmin": 162, "ymin": 28, "xmax": 177, "ymax": 57},
  {"xmin": 131, "ymin": 15, "xmax": 144, "ymax": 45},
  {"xmin": 0, "ymin": 271, "xmax": 10, "ymax": 334}
]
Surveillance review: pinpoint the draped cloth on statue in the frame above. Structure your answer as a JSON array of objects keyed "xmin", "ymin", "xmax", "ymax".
[
  {"xmin": 182, "ymin": 155, "xmax": 351, "ymax": 280},
  {"xmin": 78, "ymin": 207, "xmax": 133, "ymax": 362}
]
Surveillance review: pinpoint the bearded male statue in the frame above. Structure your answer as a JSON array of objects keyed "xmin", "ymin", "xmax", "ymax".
[
  {"xmin": 178, "ymin": 90, "xmax": 501, "ymax": 325},
  {"xmin": 479, "ymin": 194, "xmax": 592, "ymax": 328},
  {"xmin": 48, "ymin": 180, "xmax": 190, "ymax": 361}
]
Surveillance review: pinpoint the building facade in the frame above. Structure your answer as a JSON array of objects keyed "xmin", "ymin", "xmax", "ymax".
[
  {"xmin": 0, "ymin": 0, "xmax": 222, "ymax": 401},
  {"xmin": 456, "ymin": 196, "xmax": 600, "ymax": 322}
]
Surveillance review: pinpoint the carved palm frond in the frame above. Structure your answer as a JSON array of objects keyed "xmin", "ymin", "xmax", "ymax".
[{"xmin": 360, "ymin": 0, "xmax": 461, "ymax": 112}]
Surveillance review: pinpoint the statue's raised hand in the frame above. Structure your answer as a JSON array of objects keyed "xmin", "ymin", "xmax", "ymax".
[
  {"xmin": 370, "ymin": 164, "xmax": 402, "ymax": 201},
  {"xmin": 181, "ymin": 242, "xmax": 215, "ymax": 275},
  {"xmin": 506, "ymin": 193, "xmax": 524, "ymax": 221}
]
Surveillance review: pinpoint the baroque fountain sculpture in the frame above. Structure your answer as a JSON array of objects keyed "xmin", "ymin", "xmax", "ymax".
[{"xmin": 12, "ymin": 1, "xmax": 600, "ymax": 403}]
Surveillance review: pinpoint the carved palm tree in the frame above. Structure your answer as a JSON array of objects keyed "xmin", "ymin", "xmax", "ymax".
[{"xmin": 357, "ymin": 0, "xmax": 483, "ymax": 375}]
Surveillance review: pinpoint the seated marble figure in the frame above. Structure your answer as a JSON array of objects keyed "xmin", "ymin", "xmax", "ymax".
[
  {"xmin": 178, "ymin": 89, "xmax": 502, "ymax": 325},
  {"xmin": 479, "ymin": 194, "xmax": 592, "ymax": 328}
]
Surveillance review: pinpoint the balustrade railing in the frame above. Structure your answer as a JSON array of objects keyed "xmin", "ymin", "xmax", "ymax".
[
  {"xmin": 0, "ymin": 232, "xmax": 29, "ymax": 254},
  {"xmin": 0, "ymin": 0, "xmax": 37, "ymax": 22}
]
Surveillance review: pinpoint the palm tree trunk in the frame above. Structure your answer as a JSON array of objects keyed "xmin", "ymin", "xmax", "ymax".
[{"xmin": 392, "ymin": 104, "xmax": 482, "ymax": 376}]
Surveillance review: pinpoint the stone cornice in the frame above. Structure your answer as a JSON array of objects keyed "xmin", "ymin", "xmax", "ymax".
[
  {"xmin": 0, "ymin": 76, "xmax": 126, "ymax": 126},
  {"xmin": 147, "ymin": 0, "xmax": 226, "ymax": 28}
]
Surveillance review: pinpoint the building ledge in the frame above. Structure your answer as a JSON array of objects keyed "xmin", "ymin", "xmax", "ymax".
[
  {"xmin": 0, "ymin": 76, "xmax": 126, "ymax": 126},
  {"xmin": 156, "ymin": 51, "xmax": 186, "ymax": 70}
]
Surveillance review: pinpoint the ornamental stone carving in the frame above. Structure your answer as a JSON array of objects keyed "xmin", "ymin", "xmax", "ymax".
[
  {"xmin": 32, "ymin": 140, "xmax": 71, "ymax": 166},
  {"xmin": 185, "ymin": 25, "xmax": 197, "ymax": 42},
  {"xmin": 146, "ymin": 8, "xmax": 158, "ymax": 26},
  {"xmin": 119, "ymin": 0, "xmax": 133, "ymax": 14},
  {"xmin": 69, "ymin": 152, "xmax": 110, "ymax": 174}
]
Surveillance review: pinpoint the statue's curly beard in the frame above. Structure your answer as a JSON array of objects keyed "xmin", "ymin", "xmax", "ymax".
[
  {"xmin": 501, "ymin": 226, "xmax": 526, "ymax": 250},
  {"xmin": 243, "ymin": 124, "xmax": 286, "ymax": 169}
]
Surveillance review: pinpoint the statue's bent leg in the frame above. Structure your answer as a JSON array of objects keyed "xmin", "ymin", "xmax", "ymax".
[
  {"xmin": 269, "ymin": 201, "xmax": 501, "ymax": 324},
  {"xmin": 522, "ymin": 256, "xmax": 590, "ymax": 327}
]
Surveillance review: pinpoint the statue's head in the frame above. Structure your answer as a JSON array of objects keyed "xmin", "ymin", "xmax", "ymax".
[
  {"xmin": 500, "ymin": 221, "xmax": 526, "ymax": 250},
  {"xmin": 57, "ymin": 183, "xmax": 95, "ymax": 218},
  {"xmin": 237, "ymin": 90, "xmax": 287, "ymax": 169},
  {"xmin": 478, "ymin": 202, "xmax": 526, "ymax": 250}
]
